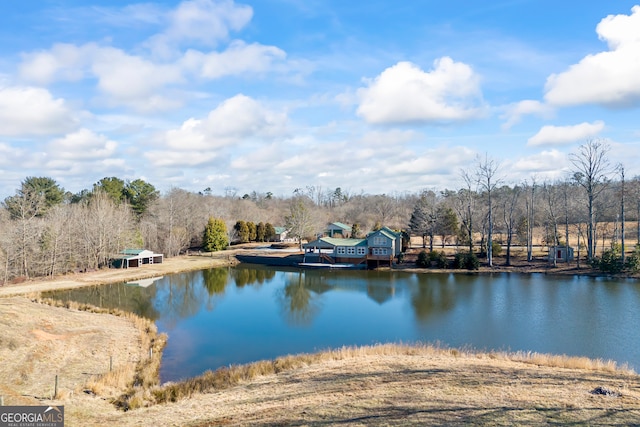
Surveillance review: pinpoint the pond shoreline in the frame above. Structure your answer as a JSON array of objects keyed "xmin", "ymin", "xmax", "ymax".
[
  {"xmin": 2, "ymin": 246, "xmax": 637, "ymax": 297},
  {"xmin": 2, "ymin": 249, "xmax": 640, "ymax": 425}
]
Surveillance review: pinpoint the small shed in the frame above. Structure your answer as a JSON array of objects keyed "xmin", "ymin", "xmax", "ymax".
[
  {"xmin": 111, "ymin": 249, "xmax": 163, "ymax": 268},
  {"xmin": 548, "ymin": 246, "xmax": 574, "ymax": 263}
]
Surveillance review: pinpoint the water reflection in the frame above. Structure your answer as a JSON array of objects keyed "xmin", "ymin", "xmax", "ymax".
[
  {"xmin": 231, "ymin": 265, "xmax": 276, "ymax": 287},
  {"xmin": 411, "ymin": 274, "xmax": 458, "ymax": 321},
  {"xmin": 44, "ymin": 279, "xmax": 161, "ymax": 320},
  {"xmin": 277, "ymin": 271, "xmax": 332, "ymax": 326},
  {"xmin": 43, "ymin": 267, "xmax": 640, "ymax": 382}
]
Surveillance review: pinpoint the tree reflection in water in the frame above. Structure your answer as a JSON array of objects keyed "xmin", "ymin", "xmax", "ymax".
[
  {"xmin": 410, "ymin": 274, "xmax": 458, "ymax": 322},
  {"xmin": 278, "ymin": 271, "xmax": 331, "ymax": 326},
  {"xmin": 231, "ymin": 265, "xmax": 276, "ymax": 287},
  {"xmin": 202, "ymin": 268, "xmax": 228, "ymax": 296}
]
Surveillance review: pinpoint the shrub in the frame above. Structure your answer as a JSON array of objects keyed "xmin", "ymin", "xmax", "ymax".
[
  {"xmin": 416, "ymin": 250, "xmax": 429, "ymax": 268},
  {"xmin": 492, "ymin": 241, "xmax": 502, "ymax": 257},
  {"xmin": 428, "ymin": 250, "xmax": 448, "ymax": 268},
  {"xmin": 454, "ymin": 251, "xmax": 479, "ymax": 270},
  {"xmin": 592, "ymin": 244, "xmax": 624, "ymax": 274},
  {"xmin": 625, "ymin": 244, "xmax": 640, "ymax": 273}
]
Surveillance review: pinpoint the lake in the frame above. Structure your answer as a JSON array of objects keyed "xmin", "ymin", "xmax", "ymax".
[{"xmin": 43, "ymin": 265, "xmax": 640, "ymax": 383}]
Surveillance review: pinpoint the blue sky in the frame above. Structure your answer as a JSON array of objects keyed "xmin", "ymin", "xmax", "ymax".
[{"xmin": 1, "ymin": 0, "xmax": 640, "ymax": 198}]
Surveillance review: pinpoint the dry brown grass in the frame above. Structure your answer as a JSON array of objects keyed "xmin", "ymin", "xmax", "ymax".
[
  {"xmin": 36, "ymin": 297, "xmax": 166, "ymax": 407},
  {"xmin": 145, "ymin": 343, "xmax": 636, "ymax": 409}
]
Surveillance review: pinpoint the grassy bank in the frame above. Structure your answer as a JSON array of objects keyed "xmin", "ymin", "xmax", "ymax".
[
  {"xmin": 2, "ymin": 252, "xmax": 640, "ymax": 425},
  {"xmin": 82, "ymin": 343, "xmax": 640, "ymax": 426},
  {"xmin": 4, "ymin": 295, "xmax": 639, "ymax": 425}
]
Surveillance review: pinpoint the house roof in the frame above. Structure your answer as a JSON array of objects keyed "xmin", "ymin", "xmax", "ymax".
[
  {"xmin": 328, "ymin": 222, "xmax": 351, "ymax": 231},
  {"xmin": 304, "ymin": 237, "xmax": 367, "ymax": 248},
  {"xmin": 274, "ymin": 227, "xmax": 287, "ymax": 234},
  {"xmin": 367, "ymin": 227, "xmax": 401, "ymax": 240},
  {"xmin": 121, "ymin": 249, "xmax": 145, "ymax": 255},
  {"xmin": 119, "ymin": 249, "xmax": 162, "ymax": 257}
]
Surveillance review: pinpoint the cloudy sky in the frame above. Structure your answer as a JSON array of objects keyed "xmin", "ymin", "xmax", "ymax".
[{"xmin": 1, "ymin": 0, "xmax": 640, "ymax": 198}]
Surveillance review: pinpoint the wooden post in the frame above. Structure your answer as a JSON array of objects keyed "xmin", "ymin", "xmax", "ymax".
[
  {"xmin": 54, "ymin": 375, "xmax": 58, "ymax": 399},
  {"xmin": 110, "ymin": 356, "xmax": 113, "ymax": 372},
  {"xmin": 0, "ymin": 395, "xmax": 4, "ymax": 406}
]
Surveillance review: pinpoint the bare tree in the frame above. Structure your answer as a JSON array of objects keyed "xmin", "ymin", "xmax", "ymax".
[
  {"xmin": 476, "ymin": 154, "xmax": 501, "ymax": 267},
  {"xmin": 542, "ymin": 182, "xmax": 561, "ymax": 267},
  {"xmin": 522, "ymin": 177, "xmax": 538, "ymax": 262},
  {"xmin": 499, "ymin": 185, "xmax": 521, "ymax": 266},
  {"xmin": 569, "ymin": 139, "xmax": 612, "ymax": 261},
  {"xmin": 618, "ymin": 164, "xmax": 626, "ymax": 264},
  {"xmin": 285, "ymin": 196, "xmax": 319, "ymax": 249}
]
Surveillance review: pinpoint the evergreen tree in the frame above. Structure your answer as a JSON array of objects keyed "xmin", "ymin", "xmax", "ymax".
[
  {"xmin": 247, "ymin": 221, "xmax": 257, "ymax": 242},
  {"xmin": 256, "ymin": 222, "xmax": 266, "ymax": 242},
  {"xmin": 408, "ymin": 197, "xmax": 429, "ymax": 248},
  {"xmin": 124, "ymin": 178, "xmax": 159, "ymax": 218},
  {"xmin": 234, "ymin": 220, "xmax": 250, "ymax": 243},
  {"xmin": 203, "ymin": 217, "xmax": 228, "ymax": 252},
  {"xmin": 264, "ymin": 223, "xmax": 276, "ymax": 242}
]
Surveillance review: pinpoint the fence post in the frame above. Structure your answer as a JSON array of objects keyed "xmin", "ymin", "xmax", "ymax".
[
  {"xmin": 110, "ymin": 356, "xmax": 113, "ymax": 372},
  {"xmin": 54, "ymin": 375, "xmax": 58, "ymax": 399}
]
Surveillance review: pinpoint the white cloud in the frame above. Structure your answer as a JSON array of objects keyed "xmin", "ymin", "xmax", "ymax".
[
  {"xmin": 501, "ymin": 100, "xmax": 554, "ymax": 130},
  {"xmin": 92, "ymin": 48, "xmax": 184, "ymax": 111},
  {"xmin": 19, "ymin": 43, "xmax": 92, "ymax": 85},
  {"xmin": 527, "ymin": 121, "xmax": 605, "ymax": 146},
  {"xmin": 150, "ymin": 94, "xmax": 287, "ymax": 168},
  {"xmin": 0, "ymin": 143, "xmax": 28, "ymax": 167},
  {"xmin": 182, "ymin": 40, "xmax": 286, "ymax": 79},
  {"xmin": 544, "ymin": 6, "xmax": 640, "ymax": 107},
  {"xmin": 0, "ymin": 86, "xmax": 77, "ymax": 136},
  {"xmin": 147, "ymin": 0, "xmax": 253, "ymax": 56},
  {"xmin": 356, "ymin": 58, "xmax": 485, "ymax": 124},
  {"xmin": 48, "ymin": 129, "xmax": 117, "ymax": 160},
  {"xmin": 509, "ymin": 149, "xmax": 569, "ymax": 178},
  {"xmin": 144, "ymin": 150, "xmax": 219, "ymax": 167}
]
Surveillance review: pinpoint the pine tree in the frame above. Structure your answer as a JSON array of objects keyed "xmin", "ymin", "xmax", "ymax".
[{"xmin": 203, "ymin": 217, "xmax": 228, "ymax": 252}]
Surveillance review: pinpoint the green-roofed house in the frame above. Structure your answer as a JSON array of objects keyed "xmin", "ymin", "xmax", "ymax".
[
  {"xmin": 325, "ymin": 222, "xmax": 352, "ymax": 238},
  {"xmin": 365, "ymin": 227, "xmax": 403, "ymax": 268},
  {"xmin": 273, "ymin": 227, "xmax": 290, "ymax": 242},
  {"xmin": 303, "ymin": 237, "xmax": 368, "ymax": 266},
  {"xmin": 302, "ymin": 226, "xmax": 403, "ymax": 268},
  {"xmin": 111, "ymin": 249, "xmax": 164, "ymax": 268}
]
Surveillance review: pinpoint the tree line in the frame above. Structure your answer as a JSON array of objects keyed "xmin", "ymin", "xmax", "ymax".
[{"xmin": 1, "ymin": 139, "xmax": 639, "ymax": 283}]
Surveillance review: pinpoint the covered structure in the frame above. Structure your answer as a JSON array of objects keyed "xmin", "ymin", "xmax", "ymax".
[{"xmin": 111, "ymin": 249, "xmax": 163, "ymax": 268}]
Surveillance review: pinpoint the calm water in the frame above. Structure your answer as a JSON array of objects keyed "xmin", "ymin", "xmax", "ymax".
[{"xmin": 44, "ymin": 265, "xmax": 640, "ymax": 383}]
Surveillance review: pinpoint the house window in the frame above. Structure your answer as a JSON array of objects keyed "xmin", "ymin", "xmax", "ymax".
[
  {"xmin": 357, "ymin": 247, "xmax": 366, "ymax": 255},
  {"xmin": 373, "ymin": 236, "xmax": 386, "ymax": 245},
  {"xmin": 347, "ymin": 247, "xmax": 356, "ymax": 255},
  {"xmin": 337, "ymin": 247, "xmax": 346, "ymax": 254},
  {"xmin": 372, "ymin": 248, "xmax": 388, "ymax": 256}
]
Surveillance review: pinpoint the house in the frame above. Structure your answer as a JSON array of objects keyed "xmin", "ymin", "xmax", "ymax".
[
  {"xmin": 273, "ymin": 227, "xmax": 291, "ymax": 242},
  {"xmin": 325, "ymin": 222, "xmax": 352, "ymax": 238},
  {"xmin": 548, "ymin": 246, "xmax": 574, "ymax": 263},
  {"xmin": 111, "ymin": 249, "xmax": 164, "ymax": 268},
  {"xmin": 366, "ymin": 227, "xmax": 403, "ymax": 267},
  {"xmin": 302, "ymin": 227, "xmax": 403, "ymax": 268}
]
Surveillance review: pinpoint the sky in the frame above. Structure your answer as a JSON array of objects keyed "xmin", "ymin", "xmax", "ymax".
[{"xmin": 1, "ymin": 0, "xmax": 640, "ymax": 198}]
